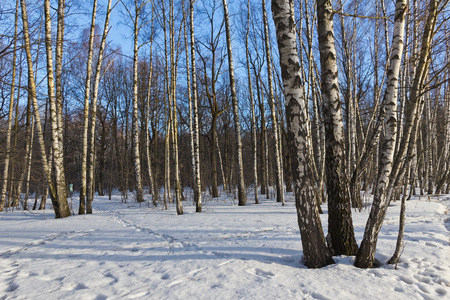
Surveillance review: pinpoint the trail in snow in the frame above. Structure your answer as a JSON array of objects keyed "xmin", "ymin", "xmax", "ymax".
[{"xmin": 0, "ymin": 192, "xmax": 448, "ymax": 300}]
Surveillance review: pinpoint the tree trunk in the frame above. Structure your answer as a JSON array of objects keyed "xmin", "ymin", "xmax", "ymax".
[
  {"xmin": 0, "ymin": 0, "xmax": 18, "ymax": 212},
  {"xmin": 222, "ymin": 0, "xmax": 246, "ymax": 206},
  {"xmin": 256, "ymin": 75, "xmax": 267, "ymax": 196},
  {"xmin": 86, "ymin": 0, "xmax": 112, "ymax": 212},
  {"xmin": 355, "ymin": 0, "xmax": 407, "ymax": 268},
  {"xmin": 21, "ymin": 0, "xmax": 65, "ymax": 218},
  {"xmin": 190, "ymin": 0, "xmax": 202, "ymax": 212},
  {"xmin": 263, "ymin": 0, "xmax": 284, "ymax": 205},
  {"xmin": 272, "ymin": 0, "xmax": 334, "ymax": 268},
  {"xmin": 317, "ymin": 0, "xmax": 358, "ymax": 256},
  {"xmin": 54, "ymin": 0, "xmax": 67, "ymax": 211},
  {"xmin": 131, "ymin": 0, "xmax": 144, "ymax": 203},
  {"xmin": 246, "ymin": 0, "xmax": 259, "ymax": 204},
  {"xmin": 79, "ymin": 0, "xmax": 98, "ymax": 214},
  {"xmin": 146, "ymin": 9, "xmax": 157, "ymax": 206},
  {"xmin": 43, "ymin": 0, "xmax": 71, "ymax": 218},
  {"xmin": 169, "ymin": 0, "xmax": 183, "ymax": 215}
]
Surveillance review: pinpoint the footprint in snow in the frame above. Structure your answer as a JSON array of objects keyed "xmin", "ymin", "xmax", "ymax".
[
  {"xmin": 255, "ymin": 268, "xmax": 275, "ymax": 278},
  {"xmin": 74, "ymin": 283, "xmax": 88, "ymax": 290},
  {"xmin": 413, "ymin": 274, "xmax": 431, "ymax": 283},
  {"xmin": 103, "ymin": 272, "xmax": 118, "ymax": 285},
  {"xmin": 6, "ymin": 282, "xmax": 19, "ymax": 292},
  {"xmin": 398, "ymin": 275, "xmax": 415, "ymax": 285},
  {"xmin": 309, "ymin": 292, "xmax": 332, "ymax": 300},
  {"xmin": 417, "ymin": 283, "xmax": 430, "ymax": 294},
  {"xmin": 436, "ymin": 287, "xmax": 448, "ymax": 295},
  {"xmin": 418, "ymin": 292, "xmax": 435, "ymax": 300}
]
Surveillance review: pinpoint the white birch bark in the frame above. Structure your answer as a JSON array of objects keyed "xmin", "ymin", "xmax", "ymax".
[
  {"xmin": 246, "ymin": 0, "xmax": 258, "ymax": 204},
  {"xmin": 24, "ymin": 114, "xmax": 35, "ymax": 208},
  {"xmin": 132, "ymin": 0, "xmax": 144, "ymax": 203},
  {"xmin": 190, "ymin": 0, "xmax": 202, "ymax": 212},
  {"xmin": 86, "ymin": 0, "xmax": 113, "ymax": 212},
  {"xmin": 438, "ymin": 41, "xmax": 450, "ymax": 193},
  {"xmin": 145, "ymin": 12, "xmax": 157, "ymax": 206},
  {"xmin": 426, "ymin": 95, "xmax": 435, "ymax": 193},
  {"xmin": 183, "ymin": 0, "xmax": 195, "ymax": 200},
  {"xmin": 255, "ymin": 75, "xmax": 268, "ymax": 196},
  {"xmin": 388, "ymin": 0, "xmax": 440, "ymax": 200},
  {"xmin": 43, "ymin": 0, "xmax": 70, "ymax": 217},
  {"xmin": 263, "ymin": 0, "xmax": 284, "ymax": 206},
  {"xmin": 79, "ymin": 0, "xmax": 98, "ymax": 214},
  {"xmin": 0, "ymin": 0, "xmax": 19, "ymax": 211},
  {"xmin": 162, "ymin": 0, "xmax": 172, "ymax": 209},
  {"xmin": 216, "ymin": 135, "xmax": 227, "ymax": 192},
  {"xmin": 222, "ymin": 0, "xmax": 246, "ymax": 206},
  {"xmin": 355, "ymin": 0, "xmax": 407, "ymax": 268},
  {"xmin": 21, "ymin": 0, "xmax": 64, "ymax": 217},
  {"xmin": 272, "ymin": 0, "xmax": 333, "ymax": 268},
  {"xmin": 169, "ymin": 0, "xmax": 183, "ymax": 215},
  {"xmin": 55, "ymin": 0, "xmax": 68, "ymax": 211},
  {"xmin": 317, "ymin": 0, "xmax": 357, "ymax": 255}
]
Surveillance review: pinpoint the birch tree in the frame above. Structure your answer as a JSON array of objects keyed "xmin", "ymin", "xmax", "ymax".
[
  {"xmin": 168, "ymin": 0, "xmax": 183, "ymax": 215},
  {"xmin": 20, "ymin": 0, "xmax": 70, "ymax": 218},
  {"xmin": 0, "ymin": 0, "xmax": 19, "ymax": 212},
  {"xmin": 317, "ymin": 0, "xmax": 358, "ymax": 256},
  {"xmin": 272, "ymin": 0, "xmax": 334, "ymax": 268},
  {"xmin": 222, "ymin": 0, "xmax": 246, "ymax": 206},
  {"xmin": 162, "ymin": 3, "xmax": 172, "ymax": 209},
  {"xmin": 245, "ymin": 0, "xmax": 258, "ymax": 204},
  {"xmin": 262, "ymin": 0, "xmax": 284, "ymax": 205},
  {"xmin": 79, "ymin": 0, "xmax": 99, "ymax": 214},
  {"xmin": 197, "ymin": 0, "xmax": 225, "ymax": 199},
  {"xmin": 190, "ymin": 0, "xmax": 202, "ymax": 212},
  {"xmin": 122, "ymin": 0, "xmax": 147, "ymax": 203},
  {"xmin": 355, "ymin": 0, "xmax": 408, "ymax": 268},
  {"xmin": 86, "ymin": 0, "xmax": 113, "ymax": 213},
  {"xmin": 145, "ymin": 4, "xmax": 157, "ymax": 206},
  {"xmin": 42, "ymin": 0, "xmax": 71, "ymax": 217}
]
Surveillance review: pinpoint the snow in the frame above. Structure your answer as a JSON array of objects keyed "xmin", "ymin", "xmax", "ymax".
[{"xmin": 0, "ymin": 191, "xmax": 449, "ymax": 299}]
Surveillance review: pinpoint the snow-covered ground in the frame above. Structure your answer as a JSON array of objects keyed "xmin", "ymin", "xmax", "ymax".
[{"xmin": 0, "ymin": 191, "xmax": 449, "ymax": 300}]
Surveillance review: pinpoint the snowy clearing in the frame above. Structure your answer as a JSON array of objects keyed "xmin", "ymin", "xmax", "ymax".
[{"xmin": 0, "ymin": 192, "xmax": 449, "ymax": 300}]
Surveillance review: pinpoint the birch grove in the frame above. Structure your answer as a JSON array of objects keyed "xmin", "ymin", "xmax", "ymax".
[{"xmin": 1, "ymin": 0, "xmax": 449, "ymax": 269}]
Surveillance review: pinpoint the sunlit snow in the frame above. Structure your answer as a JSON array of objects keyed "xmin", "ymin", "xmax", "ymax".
[{"xmin": 0, "ymin": 190, "xmax": 448, "ymax": 299}]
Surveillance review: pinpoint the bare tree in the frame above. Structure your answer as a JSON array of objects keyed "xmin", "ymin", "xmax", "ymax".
[
  {"xmin": 222, "ymin": 0, "xmax": 246, "ymax": 206},
  {"xmin": 21, "ymin": 0, "xmax": 69, "ymax": 218},
  {"xmin": 262, "ymin": 0, "xmax": 284, "ymax": 205},
  {"xmin": 79, "ymin": 0, "xmax": 99, "ymax": 214},
  {"xmin": 190, "ymin": 0, "xmax": 202, "ymax": 212},
  {"xmin": 197, "ymin": 0, "xmax": 227, "ymax": 199},
  {"xmin": 86, "ymin": 0, "xmax": 113, "ymax": 213},
  {"xmin": 355, "ymin": 0, "xmax": 408, "ymax": 268},
  {"xmin": 122, "ymin": 0, "xmax": 148, "ymax": 203},
  {"xmin": 317, "ymin": 0, "xmax": 358, "ymax": 256},
  {"xmin": 0, "ymin": 0, "xmax": 19, "ymax": 212},
  {"xmin": 245, "ymin": 0, "xmax": 258, "ymax": 204},
  {"xmin": 145, "ymin": 3, "xmax": 157, "ymax": 206},
  {"xmin": 43, "ymin": 0, "xmax": 71, "ymax": 217},
  {"xmin": 272, "ymin": 0, "xmax": 334, "ymax": 268}
]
